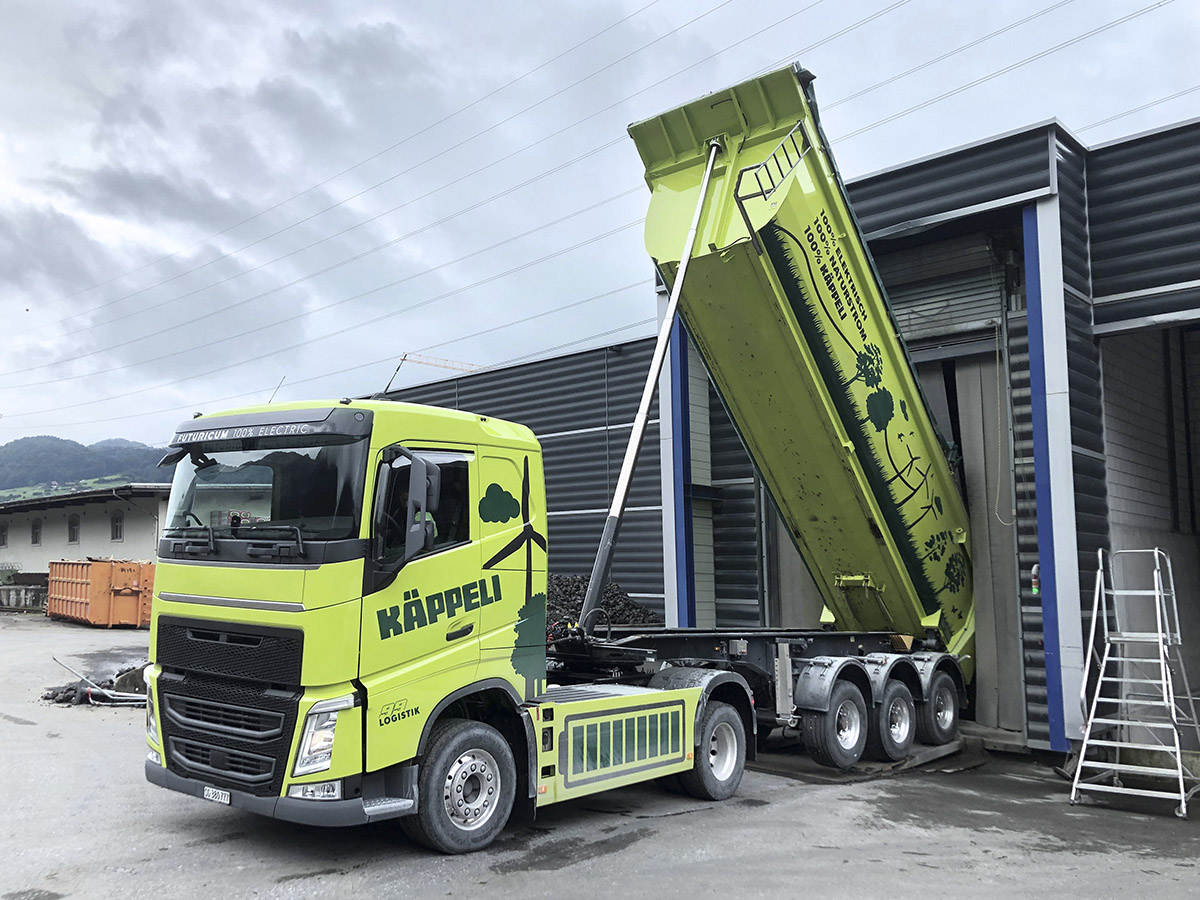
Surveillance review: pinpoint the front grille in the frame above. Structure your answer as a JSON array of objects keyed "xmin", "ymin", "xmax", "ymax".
[
  {"xmin": 157, "ymin": 615, "xmax": 303, "ymax": 685},
  {"xmin": 159, "ymin": 672, "xmax": 299, "ymax": 797},
  {"xmin": 169, "ymin": 737, "xmax": 275, "ymax": 784},
  {"xmin": 164, "ymin": 695, "xmax": 284, "ymax": 740}
]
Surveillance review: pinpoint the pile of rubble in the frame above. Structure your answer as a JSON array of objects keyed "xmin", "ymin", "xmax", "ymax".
[
  {"xmin": 546, "ymin": 574, "xmax": 663, "ymax": 631},
  {"xmin": 42, "ymin": 659, "xmax": 147, "ymax": 706}
]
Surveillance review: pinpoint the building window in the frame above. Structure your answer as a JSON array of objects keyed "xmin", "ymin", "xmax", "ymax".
[
  {"xmin": 111, "ymin": 511, "xmax": 124, "ymax": 542},
  {"xmin": 68, "ymin": 514, "xmax": 80, "ymax": 544},
  {"xmin": 31, "ymin": 518, "xmax": 41, "ymax": 545},
  {"xmin": 0, "ymin": 524, "xmax": 7, "ymax": 548}
]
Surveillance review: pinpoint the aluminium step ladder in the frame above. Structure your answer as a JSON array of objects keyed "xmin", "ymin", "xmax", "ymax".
[{"xmin": 1071, "ymin": 548, "xmax": 1200, "ymax": 817}]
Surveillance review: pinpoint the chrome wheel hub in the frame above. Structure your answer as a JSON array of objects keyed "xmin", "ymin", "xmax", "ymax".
[
  {"xmin": 835, "ymin": 699, "xmax": 862, "ymax": 750},
  {"xmin": 442, "ymin": 748, "xmax": 499, "ymax": 832},
  {"xmin": 934, "ymin": 688, "xmax": 954, "ymax": 730},
  {"xmin": 887, "ymin": 697, "xmax": 912, "ymax": 744}
]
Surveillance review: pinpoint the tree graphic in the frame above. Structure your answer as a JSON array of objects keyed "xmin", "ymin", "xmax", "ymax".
[
  {"xmin": 482, "ymin": 456, "xmax": 548, "ymax": 699},
  {"xmin": 922, "ymin": 530, "xmax": 951, "ymax": 562},
  {"xmin": 865, "ymin": 388, "xmax": 894, "ymax": 433},
  {"xmin": 938, "ymin": 550, "xmax": 968, "ymax": 595},
  {"xmin": 512, "ymin": 593, "xmax": 547, "ymax": 700},
  {"xmin": 849, "ymin": 343, "xmax": 884, "ymax": 387}
]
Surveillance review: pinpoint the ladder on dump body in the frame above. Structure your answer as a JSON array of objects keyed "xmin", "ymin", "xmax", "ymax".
[{"xmin": 1071, "ymin": 548, "xmax": 1200, "ymax": 817}]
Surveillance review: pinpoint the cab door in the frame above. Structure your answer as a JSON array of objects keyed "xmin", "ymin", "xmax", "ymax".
[{"xmin": 359, "ymin": 446, "xmax": 479, "ymax": 771}]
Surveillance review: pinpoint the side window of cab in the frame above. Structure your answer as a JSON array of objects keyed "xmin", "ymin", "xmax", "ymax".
[{"xmin": 377, "ymin": 451, "xmax": 472, "ymax": 560}]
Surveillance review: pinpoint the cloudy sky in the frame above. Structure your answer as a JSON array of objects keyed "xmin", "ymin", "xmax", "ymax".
[{"xmin": 0, "ymin": 0, "xmax": 1195, "ymax": 446}]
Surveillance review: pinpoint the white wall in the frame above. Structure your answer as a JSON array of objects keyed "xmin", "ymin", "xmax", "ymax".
[
  {"xmin": 1101, "ymin": 330, "xmax": 1200, "ymax": 750},
  {"xmin": 0, "ymin": 496, "xmax": 163, "ymax": 573}
]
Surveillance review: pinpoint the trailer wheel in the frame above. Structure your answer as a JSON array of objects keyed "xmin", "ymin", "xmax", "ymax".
[
  {"xmin": 679, "ymin": 701, "xmax": 745, "ymax": 801},
  {"xmin": 865, "ymin": 680, "xmax": 916, "ymax": 762},
  {"xmin": 400, "ymin": 718, "xmax": 516, "ymax": 854},
  {"xmin": 802, "ymin": 680, "xmax": 867, "ymax": 770},
  {"xmin": 916, "ymin": 671, "xmax": 958, "ymax": 745}
]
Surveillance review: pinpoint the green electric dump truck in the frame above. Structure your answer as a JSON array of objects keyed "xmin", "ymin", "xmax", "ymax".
[{"xmin": 144, "ymin": 64, "xmax": 973, "ymax": 853}]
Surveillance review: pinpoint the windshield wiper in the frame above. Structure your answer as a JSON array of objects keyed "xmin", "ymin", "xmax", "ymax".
[
  {"xmin": 236, "ymin": 524, "xmax": 307, "ymax": 560},
  {"xmin": 163, "ymin": 525, "xmax": 217, "ymax": 556}
]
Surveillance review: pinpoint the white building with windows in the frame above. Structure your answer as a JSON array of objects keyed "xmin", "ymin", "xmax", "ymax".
[{"xmin": 0, "ymin": 484, "xmax": 170, "ymax": 577}]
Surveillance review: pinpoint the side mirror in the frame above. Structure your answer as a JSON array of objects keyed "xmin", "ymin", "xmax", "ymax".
[
  {"xmin": 158, "ymin": 448, "xmax": 187, "ymax": 468},
  {"xmin": 404, "ymin": 455, "xmax": 429, "ymax": 562}
]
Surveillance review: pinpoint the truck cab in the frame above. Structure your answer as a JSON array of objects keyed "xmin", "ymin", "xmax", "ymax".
[{"xmin": 145, "ymin": 400, "xmax": 751, "ymax": 852}]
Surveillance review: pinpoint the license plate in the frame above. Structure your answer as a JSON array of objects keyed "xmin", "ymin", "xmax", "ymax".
[{"xmin": 203, "ymin": 786, "xmax": 231, "ymax": 805}]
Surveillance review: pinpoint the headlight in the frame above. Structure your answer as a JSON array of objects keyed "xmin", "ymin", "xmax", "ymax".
[
  {"xmin": 144, "ymin": 668, "xmax": 158, "ymax": 744},
  {"xmin": 293, "ymin": 694, "xmax": 355, "ymax": 776}
]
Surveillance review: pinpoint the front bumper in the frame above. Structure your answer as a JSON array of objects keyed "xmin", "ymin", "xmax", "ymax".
[{"xmin": 146, "ymin": 761, "xmax": 415, "ymax": 827}]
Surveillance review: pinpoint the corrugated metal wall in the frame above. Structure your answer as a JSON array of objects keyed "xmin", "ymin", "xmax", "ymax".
[
  {"xmin": 1089, "ymin": 121, "xmax": 1200, "ymax": 299},
  {"xmin": 873, "ymin": 235, "xmax": 1004, "ymax": 341},
  {"xmin": 846, "ymin": 128, "xmax": 1053, "ymax": 237},
  {"xmin": 387, "ymin": 339, "xmax": 664, "ymax": 609},
  {"xmin": 1057, "ymin": 137, "xmax": 1091, "ymax": 298},
  {"xmin": 708, "ymin": 386, "xmax": 763, "ymax": 627},
  {"xmin": 1065, "ymin": 294, "xmax": 1111, "ymax": 697},
  {"xmin": 1006, "ymin": 312, "xmax": 1050, "ymax": 745}
]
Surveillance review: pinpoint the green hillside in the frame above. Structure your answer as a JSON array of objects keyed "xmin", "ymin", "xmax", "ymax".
[{"xmin": 0, "ymin": 437, "xmax": 173, "ymax": 500}]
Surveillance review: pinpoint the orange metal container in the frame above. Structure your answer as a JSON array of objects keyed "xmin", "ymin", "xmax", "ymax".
[
  {"xmin": 47, "ymin": 559, "xmax": 154, "ymax": 628},
  {"xmin": 138, "ymin": 561, "xmax": 156, "ymax": 628}
]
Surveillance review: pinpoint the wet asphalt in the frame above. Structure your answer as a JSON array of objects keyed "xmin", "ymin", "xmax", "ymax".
[{"xmin": 2, "ymin": 612, "xmax": 1198, "ymax": 900}]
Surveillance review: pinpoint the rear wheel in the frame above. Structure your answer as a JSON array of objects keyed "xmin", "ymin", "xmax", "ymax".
[
  {"xmin": 679, "ymin": 701, "xmax": 746, "ymax": 801},
  {"xmin": 803, "ymin": 680, "xmax": 867, "ymax": 770},
  {"xmin": 865, "ymin": 680, "xmax": 916, "ymax": 762},
  {"xmin": 400, "ymin": 718, "xmax": 516, "ymax": 854},
  {"xmin": 916, "ymin": 671, "xmax": 959, "ymax": 745}
]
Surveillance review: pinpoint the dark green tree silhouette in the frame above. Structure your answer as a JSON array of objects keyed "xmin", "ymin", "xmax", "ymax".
[
  {"xmin": 850, "ymin": 343, "xmax": 884, "ymax": 387},
  {"xmin": 482, "ymin": 456, "xmax": 548, "ymax": 699},
  {"xmin": 866, "ymin": 388, "xmax": 894, "ymax": 433},
  {"xmin": 512, "ymin": 592, "xmax": 547, "ymax": 700},
  {"xmin": 938, "ymin": 550, "xmax": 969, "ymax": 595},
  {"xmin": 922, "ymin": 530, "xmax": 951, "ymax": 562}
]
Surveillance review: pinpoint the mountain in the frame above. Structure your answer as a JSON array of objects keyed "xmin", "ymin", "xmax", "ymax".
[{"xmin": 0, "ymin": 436, "xmax": 172, "ymax": 494}]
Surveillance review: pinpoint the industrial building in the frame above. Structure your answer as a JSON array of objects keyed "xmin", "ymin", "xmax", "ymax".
[
  {"xmin": 0, "ymin": 484, "xmax": 169, "ymax": 577},
  {"xmin": 390, "ymin": 115, "xmax": 1199, "ymax": 755}
]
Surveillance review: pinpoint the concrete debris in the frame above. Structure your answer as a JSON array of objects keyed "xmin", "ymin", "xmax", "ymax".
[{"xmin": 42, "ymin": 656, "xmax": 147, "ymax": 706}]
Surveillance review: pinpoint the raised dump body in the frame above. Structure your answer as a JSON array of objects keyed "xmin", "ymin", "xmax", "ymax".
[{"xmin": 628, "ymin": 65, "xmax": 974, "ymax": 672}]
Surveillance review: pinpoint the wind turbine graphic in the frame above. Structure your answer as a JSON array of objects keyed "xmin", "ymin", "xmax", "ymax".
[{"xmin": 483, "ymin": 455, "xmax": 547, "ymax": 600}]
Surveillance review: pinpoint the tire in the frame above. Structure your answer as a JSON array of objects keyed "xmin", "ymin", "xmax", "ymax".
[
  {"xmin": 916, "ymin": 671, "xmax": 959, "ymax": 745},
  {"xmin": 400, "ymin": 718, "xmax": 516, "ymax": 854},
  {"xmin": 678, "ymin": 701, "xmax": 746, "ymax": 801},
  {"xmin": 802, "ymin": 680, "xmax": 868, "ymax": 770},
  {"xmin": 865, "ymin": 680, "xmax": 916, "ymax": 762}
]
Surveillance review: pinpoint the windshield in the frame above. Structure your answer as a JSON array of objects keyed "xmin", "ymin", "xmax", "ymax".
[{"xmin": 164, "ymin": 434, "xmax": 369, "ymax": 541}]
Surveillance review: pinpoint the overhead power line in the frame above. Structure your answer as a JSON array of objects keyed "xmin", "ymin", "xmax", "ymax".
[
  {"xmin": 1077, "ymin": 83, "xmax": 1200, "ymax": 132},
  {"xmin": 833, "ymin": 0, "xmax": 1176, "ymax": 142},
  {"xmin": 823, "ymin": 0, "xmax": 1081, "ymax": 111},
  {"xmin": 5, "ymin": 305, "xmax": 656, "ymax": 432},
  {"xmin": 3, "ymin": 186, "xmax": 642, "ymax": 388},
  {"xmin": 7, "ymin": 0, "xmax": 844, "ymax": 377},
  {"xmin": 33, "ymin": 0, "xmax": 668, "ymax": 311},
  {"xmin": 23, "ymin": 0, "xmax": 736, "ymax": 336},
  {"xmin": 0, "ymin": 221, "xmax": 646, "ymax": 419}
]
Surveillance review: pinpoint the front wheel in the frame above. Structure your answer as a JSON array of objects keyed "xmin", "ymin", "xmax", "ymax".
[
  {"xmin": 400, "ymin": 718, "xmax": 516, "ymax": 854},
  {"xmin": 679, "ymin": 701, "xmax": 746, "ymax": 801},
  {"xmin": 916, "ymin": 671, "xmax": 959, "ymax": 745}
]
